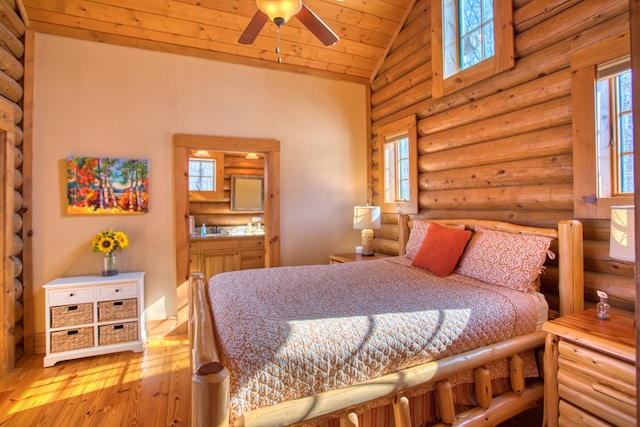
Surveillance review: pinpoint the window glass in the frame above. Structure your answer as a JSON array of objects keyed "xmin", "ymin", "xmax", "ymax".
[
  {"xmin": 596, "ymin": 60, "xmax": 633, "ymax": 196},
  {"xmin": 189, "ymin": 159, "xmax": 215, "ymax": 191},
  {"xmin": 433, "ymin": 0, "xmax": 513, "ymax": 98},
  {"xmin": 377, "ymin": 116, "xmax": 418, "ymax": 214},
  {"xmin": 459, "ymin": 0, "xmax": 494, "ymax": 71}
]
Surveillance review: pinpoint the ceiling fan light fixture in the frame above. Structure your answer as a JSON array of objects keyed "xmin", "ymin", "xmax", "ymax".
[{"xmin": 256, "ymin": 0, "xmax": 302, "ymax": 24}]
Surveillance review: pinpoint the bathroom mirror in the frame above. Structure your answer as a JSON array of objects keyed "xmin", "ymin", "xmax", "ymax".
[{"xmin": 231, "ymin": 175, "xmax": 264, "ymax": 212}]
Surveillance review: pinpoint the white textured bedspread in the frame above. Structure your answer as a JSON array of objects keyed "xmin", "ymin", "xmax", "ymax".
[{"xmin": 207, "ymin": 257, "xmax": 539, "ymax": 422}]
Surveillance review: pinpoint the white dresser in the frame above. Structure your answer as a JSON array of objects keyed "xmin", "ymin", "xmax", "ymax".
[{"xmin": 43, "ymin": 272, "xmax": 146, "ymax": 367}]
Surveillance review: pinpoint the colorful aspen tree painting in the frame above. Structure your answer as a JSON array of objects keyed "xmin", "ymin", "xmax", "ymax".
[{"xmin": 67, "ymin": 157, "xmax": 149, "ymax": 214}]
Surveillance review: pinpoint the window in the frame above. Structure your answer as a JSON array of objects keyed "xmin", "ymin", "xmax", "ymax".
[
  {"xmin": 383, "ymin": 135, "xmax": 410, "ymax": 203},
  {"xmin": 596, "ymin": 60, "xmax": 633, "ymax": 197},
  {"xmin": 189, "ymin": 158, "xmax": 215, "ymax": 191},
  {"xmin": 188, "ymin": 151, "xmax": 225, "ymax": 201},
  {"xmin": 572, "ymin": 34, "xmax": 632, "ymax": 219},
  {"xmin": 432, "ymin": 0, "xmax": 514, "ymax": 98},
  {"xmin": 377, "ymin": 116, "xmax": 418, "ymax": 214}
]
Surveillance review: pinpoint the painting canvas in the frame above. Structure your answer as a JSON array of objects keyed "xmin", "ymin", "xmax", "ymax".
[{"xmin": 67, "ymin": 157, "xmax": 149, "ymax": 214}]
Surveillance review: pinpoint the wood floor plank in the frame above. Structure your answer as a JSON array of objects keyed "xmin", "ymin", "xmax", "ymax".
[{"xmin": 0, "ymin": 336, "xmax": 191, "ymax": 427}]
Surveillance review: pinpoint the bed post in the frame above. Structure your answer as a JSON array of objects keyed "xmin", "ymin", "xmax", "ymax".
[
  {"xmin": 189, "ymin": 273, "xmax": 230, "ymax": 427},
  {"xmin": 557, "ymin": 220, "xmax": 584, "ymax": 317},
  {"xmin": 398, "ymin": 214, "xmax": 410, "ymax": 256}
]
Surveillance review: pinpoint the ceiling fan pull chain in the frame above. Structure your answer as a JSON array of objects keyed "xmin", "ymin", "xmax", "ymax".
[{"xmin": 276, "ymin": 25, "xmax": 282, "ymax": 63}]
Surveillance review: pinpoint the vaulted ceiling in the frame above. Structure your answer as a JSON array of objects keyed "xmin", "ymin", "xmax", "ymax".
[{"xmin": 23, "ymin": 0, "xmax": 417, "ymax": 83}]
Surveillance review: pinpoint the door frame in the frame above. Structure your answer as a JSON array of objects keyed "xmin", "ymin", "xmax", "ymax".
[
  {"xmin": 173, "ymin": 133, "xmax": 281, "ymax": 287},
  {"xmin": 173, "ymin": 134, "xmax": 281, "ymax": 332}
]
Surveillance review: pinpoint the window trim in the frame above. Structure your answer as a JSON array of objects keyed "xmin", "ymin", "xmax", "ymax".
[
  {"xmin": 377, "ymin": 116, "xmax": 418, "ymax": 214},
  {"xmin": 431, "ymin": 0, "xmax": 514, "ymax": 99},
  {"xmin": 572, "ymin": 32, "xmax": 632, "ymax": 219}
]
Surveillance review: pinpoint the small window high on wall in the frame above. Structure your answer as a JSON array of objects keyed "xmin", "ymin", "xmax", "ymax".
[
  {"xmin": 432, "ymin": 0, "xmax": 514, "ymax": 98},
  {"xmin": 377, "ymin": 116, "xmax": 418, "ymax": 214},
  {"xmin": 595, "ymin": 58, "xmax": 634, "ymax": 197}
]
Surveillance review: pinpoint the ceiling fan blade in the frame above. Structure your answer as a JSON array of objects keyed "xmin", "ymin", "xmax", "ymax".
[
  {"xmin": 238, "ymin": 10, "xmax": 269, "ymax": 45},
  {"xmin": 296, "ymin": 4, "xmax": 339, "ymax": 46}
]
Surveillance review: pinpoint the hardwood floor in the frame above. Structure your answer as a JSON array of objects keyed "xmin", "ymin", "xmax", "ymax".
[
  {"xmin": 0, "ymin": 335, "xmax": 543, "ymax": 426},
  {"xmin": 0, "ymin": 335, "xmax": 190, "ymax": 426}
]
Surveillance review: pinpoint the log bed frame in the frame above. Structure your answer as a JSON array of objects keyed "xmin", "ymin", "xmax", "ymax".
[{"xmin": 189, "ymin": 217, "xmax": 584, "ymax": 427}]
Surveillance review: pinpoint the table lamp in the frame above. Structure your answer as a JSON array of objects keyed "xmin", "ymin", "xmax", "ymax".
[
  {"xmin": 353, "ymin": 206, "xmax": 381, "ymax": 256},
  {"xmin": 610, "ymin": 205, "xmax": 635, "ymax": 262}
]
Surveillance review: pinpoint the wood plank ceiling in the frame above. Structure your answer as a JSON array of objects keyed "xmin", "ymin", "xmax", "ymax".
[{"xmin": 22, "ymin": 0, "xmax": 416, "ymax": 83}]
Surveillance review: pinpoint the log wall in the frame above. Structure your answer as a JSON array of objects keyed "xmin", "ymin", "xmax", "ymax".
[
  {"xmin": 0, "ymin": 0, "xmax": 26, "ymax": 372},
  {"xmin": 369, "ymin": 0, "xmax": 634, "ymax": 313}
]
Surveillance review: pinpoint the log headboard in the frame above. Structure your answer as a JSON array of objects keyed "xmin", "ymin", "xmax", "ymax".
[{"xmin": 397, "ymin": 215, "xmax": 585, "ymax": 317}]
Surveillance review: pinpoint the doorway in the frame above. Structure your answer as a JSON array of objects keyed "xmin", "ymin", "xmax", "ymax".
[{"xmin": 173, "ymin": 134, "xmax": 281, "ymax": 327}]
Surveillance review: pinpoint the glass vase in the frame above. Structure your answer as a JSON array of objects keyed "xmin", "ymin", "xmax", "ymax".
[{"xmin": 102, "ymin": 252, "xmax": 118, "ymax": 276}]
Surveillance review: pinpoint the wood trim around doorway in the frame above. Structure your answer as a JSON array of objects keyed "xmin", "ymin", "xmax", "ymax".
[{"xmin": 172, "ymin": 133, "xmax": 281, "ymax": 290}]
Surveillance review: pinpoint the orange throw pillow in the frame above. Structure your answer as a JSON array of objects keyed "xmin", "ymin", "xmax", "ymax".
[{"xmin": 411, "ymin": 222, "xmax": 472, "ymax": 277}]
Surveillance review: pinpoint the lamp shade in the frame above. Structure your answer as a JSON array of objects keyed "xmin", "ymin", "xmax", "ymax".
[
  {"xmin": 610, "ymin": 205, "xmax": 635, "ymax": 262},
  {"xmin": 353, "ymin": 206, "xmax": 381, "ymax": 230},
  {"xmin": 256, "ymin": 0, "xmax": 302, "ymax": 23}
]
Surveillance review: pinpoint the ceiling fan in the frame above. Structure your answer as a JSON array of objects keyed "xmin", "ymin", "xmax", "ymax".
[{"xmin": 239, "ymin": 0, "xmax": 339, "ymax": 47}]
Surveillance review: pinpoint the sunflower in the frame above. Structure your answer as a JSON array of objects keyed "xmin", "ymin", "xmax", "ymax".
[{"xmin": 92, "ymin": 229, "xmax": 130, "ymax": 253}]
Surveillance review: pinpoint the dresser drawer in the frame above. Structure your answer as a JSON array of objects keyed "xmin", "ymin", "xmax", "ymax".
[
  {"xmin": 99, "ymin": 321, "xmax": 138, "ymax": 346},
  {"xmin": 98, "ymin": 298, "xmax": 138, "ymax": 322},
  {"xmin": 50, "ymin": 327, "xmax": 94, "ymax": 353},
  {"xmin": 96, "ymin": 282, "xmax": 138, "ymax": 300},
  {"xmin": 51, "ymin": 303, "xmax": 93, "ymax": 328},
  {"xmin": 48, "ymin": 287, "xmax": 94, "ymax": 305}
]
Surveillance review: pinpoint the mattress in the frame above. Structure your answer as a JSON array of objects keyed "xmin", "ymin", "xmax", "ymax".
[{"xmin": 207, "ymin": 256, "xmax": 542, "ymax": 422}]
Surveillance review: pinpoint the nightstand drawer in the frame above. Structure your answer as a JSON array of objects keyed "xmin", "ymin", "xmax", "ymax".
[
  {"xmin": 96, "ymin": 282, "xmax": 138, "ymax": 300},
  {"xmin": 49, "ymin": 287, "xmax": 93, "ymax": 305},
  {"xmin": 558, "ymin": 341, "xmax": 636, "ymax": 397},
  {"xmin": 558, "ymin": 377, "xmax": 635, "ymax": 426}
]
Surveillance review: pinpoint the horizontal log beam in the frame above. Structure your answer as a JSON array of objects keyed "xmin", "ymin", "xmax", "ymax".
[{"xmin": 419, "ymin": 183, "xmax": 573, "ymax": 211}]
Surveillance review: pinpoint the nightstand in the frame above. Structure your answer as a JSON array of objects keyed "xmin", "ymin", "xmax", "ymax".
[
  {"xmin": 329, "ymin": 252, "xmax": 390, "ymax": 264},
  {"xmin": 542, "ymin": 309, "xmax": 636, "ymax": 426}
]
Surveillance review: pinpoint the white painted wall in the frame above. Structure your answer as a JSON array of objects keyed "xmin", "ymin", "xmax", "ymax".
[{"xmin": 32, "ymin": 33, "xmax": 367, "ymax": 332}]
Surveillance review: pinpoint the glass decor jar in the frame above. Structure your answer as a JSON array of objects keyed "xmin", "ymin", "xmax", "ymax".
[{"xmin": 102, "ymin": 252, "xmax": 118, "ymax": 276}]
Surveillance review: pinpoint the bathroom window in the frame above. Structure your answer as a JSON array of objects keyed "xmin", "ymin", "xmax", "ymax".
[
  {"xmin": 189, "ymin": 159, "xmax": 215, "ymax": 191},
  {"xmin": 189, "ymin": 151, "xmax": 225, "ymax": 201}
]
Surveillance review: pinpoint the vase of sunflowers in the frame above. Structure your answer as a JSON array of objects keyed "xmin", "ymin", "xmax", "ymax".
[{"xmin": 92, "ymin": 229, "xmax": 129, "ymax": 276}]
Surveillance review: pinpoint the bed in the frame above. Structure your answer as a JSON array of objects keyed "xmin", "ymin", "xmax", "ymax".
[{"xmin": 189, "ymin": 216, "xmax": 584, "ymax": 427}]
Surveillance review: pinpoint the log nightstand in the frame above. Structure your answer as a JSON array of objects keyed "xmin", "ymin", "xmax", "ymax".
[
  {"xmin": 542, "ymin": 309, "xmax": 636, "ymax": 426},
  {"xmin": 329, "ymin": 252, "xmax": 390, "ymax": 264}
]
